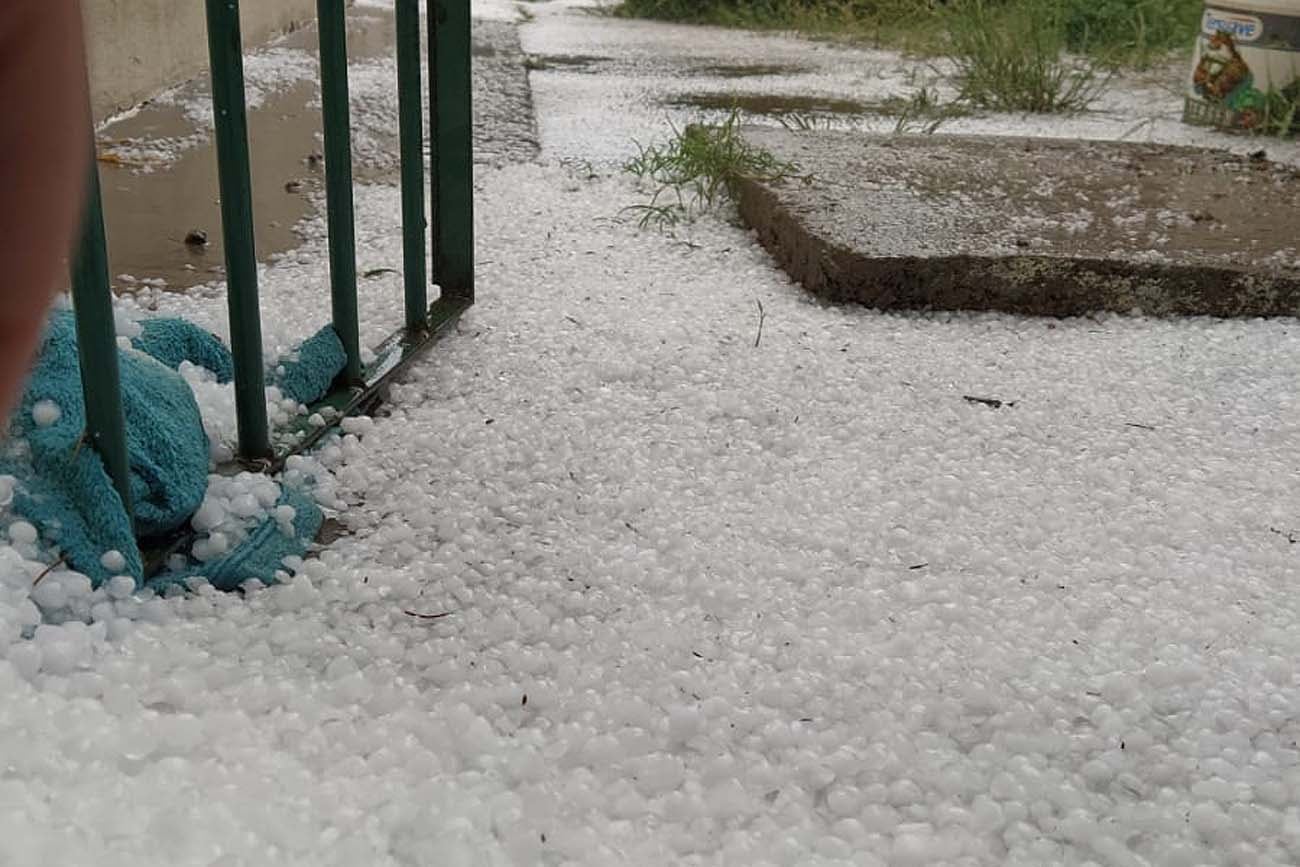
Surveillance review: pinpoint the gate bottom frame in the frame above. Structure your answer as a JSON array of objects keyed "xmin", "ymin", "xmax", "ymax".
[
  {"xmin": 138, "ymin": 294, "xmax": 468, "ymax": 576},
  {"xmin": 251, "ymin": 293, "xmax": 470, "ymax": 473}
]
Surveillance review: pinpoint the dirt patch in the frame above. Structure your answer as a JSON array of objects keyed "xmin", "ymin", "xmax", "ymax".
[
  {"xmin": 524, "ymin": 53, "xmax": 612, "ymax": 72},
  {"xmin": 669, "ymin": 93, "xmax": 870, "ymax": 116},
  {"xmin": 733, "ymin": 128, "xmax": 1300, "ymax": 317},
  {"xmin": 525, "ymin": 57, "xmax": 814, "ymax": 81},
  {"xmin": 692, "ymin": 63, "xmax": 814, "ymax": 78}
]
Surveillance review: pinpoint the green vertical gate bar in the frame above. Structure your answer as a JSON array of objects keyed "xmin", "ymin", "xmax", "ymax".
[
  {"xmin": 204, "ymin": 0, "xmax": 271, "ymax": 459},
  {"xmin": 396, "ymin": 0, "xmax": 428, "ymax": 331},
  {"xmin": 317, "ymin": 0, "xmax": 362, "ymax": 383},
  {"xmin": 429, "ymin": 0, "xmax": 474, "ymax": 302},
  {"xmin": 71, "ymin": 159, "xmax": 134, "ymax": 522}
]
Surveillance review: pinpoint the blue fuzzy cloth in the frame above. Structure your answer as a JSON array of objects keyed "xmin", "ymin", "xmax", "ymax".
[
  {"xmin": 2, "ymin": 311, "xmax": 209, "ymax": 585},
  {"xmin": 272, "ymin": 324, "xmax": 348, "ymax": 404},
  {"xmin": 3, "ymin": 312, "xmax": 339, "ymax": 591},
  {"xmin": 133, "ymin": 318, "xmax": 349, "ymax": 403},
  {"xmin": 148, "ymin": 487, "xmax": 323, "ymax": 593},
  {"xmin": 132, "ymin": 317, "xmax": 235, "ymax": 383}
]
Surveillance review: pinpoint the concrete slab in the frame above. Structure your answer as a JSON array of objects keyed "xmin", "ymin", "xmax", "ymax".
[{"xmin": 733, "ymin": 128, "xmax": 1300, "ymax": 318}]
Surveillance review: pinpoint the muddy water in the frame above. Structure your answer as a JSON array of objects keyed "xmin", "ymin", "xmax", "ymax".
[
  {"xmin": 667, "ymin": 92, "xmax": 870, "ymax": 116},
  {"xmin": 691, "ymin": 63, "xmax": 813, "ymax": 78},
  {"xmin": 99, "ymin": 82, "xmax": 324, "ymax": 293},
  {"xmin": 524, "ymin": 53, "xmax": 614, "ymax": 72},
  {"xmin": 524, "ymin": 54, "xmax": 812, "ymax": 79},
  {"xmin": 95, "ymin": 7, "xmax": 396, "ymax": 293}
]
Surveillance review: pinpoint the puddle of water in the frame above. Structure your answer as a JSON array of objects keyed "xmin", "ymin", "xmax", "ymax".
[
  {"xmin": 668, "ymin": 92, "xmax": 871, "ymax": 116},
  {"xmin": 99, "ymin": 82, "xmax": 324, "ymax": 293},
  {"xmin": 95, "ymin": 6, "xmax": 398, "ymax": 293},
  {"xmin": 524, "ymin": 53, "xmax": 611, "ymax": 72},
  {"xmin": 692, "ymin": 63, "xmax": 813, "ymax": 78},
  {"xmin": 524, "ymin": 57, "xmax": 812, "ymax": 80}
]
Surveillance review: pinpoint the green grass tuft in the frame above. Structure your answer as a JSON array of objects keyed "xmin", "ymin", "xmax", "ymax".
[
  {"xmin": 884, "ymin": 86, "xmax": 970, "ymax": 132},
  {"xmin": 615, "ymin": 0, "xmax": 1204, "ymax": 67},
  {"xmin": 946, "ymin": 0, "xmax": 1108, "ymax": 114},
  {"xmin": 614, "ymin": 0, "xmax": 951, "ymax": 53},
  {"xmin": 1058, "ymin": 0, "xmax": 1204, "ymax": 68},
  {"xmin": 1255, "ymin": 83, "xmax": 1300, "ymax": 138},
  {"xmin": 617, "ymin": 0, "xmax": 1299, "ymax": 134},
  {"xmin": 623, "ymin": 109, "xmax": 809, "ymax": 228}
]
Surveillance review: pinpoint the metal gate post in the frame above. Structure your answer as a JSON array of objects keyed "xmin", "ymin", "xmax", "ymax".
[
  {"xmin": 204, "ymin": 0, "xmax": 272, "ymax": 460},
  {"xmin": 397, "ymin": 0, "xmax": 429, "ymax": 331},
  {"xmin": 317, "ymin": 0, "xmax": 363, "ymax": 383},
  {"xmin": 428, "ymin": 0, "xmax": 474, "ymax": 303},
  {"xmin": 70, "ymin": 157, "xmax": 134, "ymax": 522}
]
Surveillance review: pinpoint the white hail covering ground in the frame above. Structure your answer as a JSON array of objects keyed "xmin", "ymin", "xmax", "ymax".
[{"xmin": 1, "ymin": 1, "xmax": 1299, "ymax": 863}]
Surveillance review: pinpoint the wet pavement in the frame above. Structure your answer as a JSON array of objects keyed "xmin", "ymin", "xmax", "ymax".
[{"xmin": 95, "ymin": 5, "xmax": 536, "ymax": 294}]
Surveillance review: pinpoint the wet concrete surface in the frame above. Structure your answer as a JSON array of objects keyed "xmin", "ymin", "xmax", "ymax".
[
  {"xmin": 472, "ymin": 21, "xmax": 540, "ymax": 167},
  {"xmin": 734, "ymin": 127, "xmax": 1300, "ymax": 317},
  {"xmin": 96, "ymin": 8, "xmax": 536, "ymax": 294}
]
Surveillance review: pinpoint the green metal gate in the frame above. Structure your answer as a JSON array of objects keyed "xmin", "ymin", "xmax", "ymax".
[{"xmin": 70, "ymin": 0, "xmax": 474, "ymax": 526}]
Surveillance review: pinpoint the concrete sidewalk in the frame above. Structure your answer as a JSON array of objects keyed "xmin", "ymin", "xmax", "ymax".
[{"xmin": 734, "ymin": 128, "xmax": 1300, "ymax": 317}]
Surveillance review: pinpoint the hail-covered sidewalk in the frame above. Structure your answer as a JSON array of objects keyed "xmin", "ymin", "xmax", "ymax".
[{"xmin": 1, "ymin": 1, "xmax": 1299, "ymax": 864}]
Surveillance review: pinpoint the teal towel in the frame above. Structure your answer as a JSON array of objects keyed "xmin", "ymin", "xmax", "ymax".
[
  {"xmin": 4, "ymin": 311, "xmax": 338, "ymax": 592},
  {"xmin": 150, "ymin": 486, "xmax": 323, "ymax": 592},
  {"xmin": 3, "ymin": 311, "xmax": 212, "ymax": 585},
  {"xmin": 272, "ymin": 324, "xmax": 348, "ymax": 404},
  {"xmin": 132, "ymin": 317, "xmax": 235, "ymax": 383}
]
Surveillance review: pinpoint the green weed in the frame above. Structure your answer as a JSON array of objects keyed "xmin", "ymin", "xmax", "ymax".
[
  {"xmin": 1252, "ymin": 87, "xmax": 1300, "ymax": 138},
  {"xmin": 614, "ymin": 0, "xmax": 952, "ymax": 53},
  {"xmin": 623, "ymin": 109, "xmax": 809, "ymax": 228},
  {"xmin": 1059, "ymin": 0, "xmax": 1203, "ymax": 68},
  {"xmin": 881, "ymin": 86, "xmax": 969, "ymax": 131},
  {"xmin": 616, "ymin": 0, "xmax": 1203, "ymax": 67},
  {"xmin": 777, "ymin": 112, "xmax": 830, "ymax": 131},
  {"xmin": 946, "ymin": 0, "xmax": 1108, "ymax": 114}
]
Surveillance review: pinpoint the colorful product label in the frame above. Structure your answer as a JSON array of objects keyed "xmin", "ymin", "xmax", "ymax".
[
  {"xmin": 1185, "ymin": 5, "xmax": 1300, "ymax": 131},
  {"xmin": 1204, "ymin": 9, "xmax": 1264, "ymax": 42}
]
